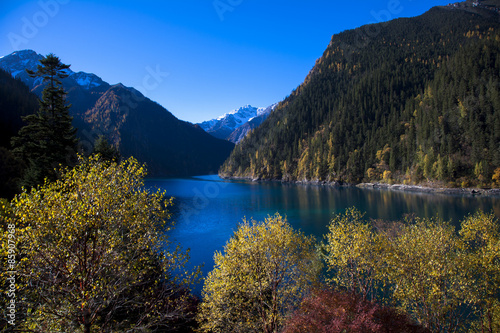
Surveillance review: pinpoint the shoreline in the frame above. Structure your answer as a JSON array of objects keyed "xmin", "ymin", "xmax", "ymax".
[
  {"xmin": 219, "ymin": 175, "xmax": 500, "ymax": 197},
  {"xmin": 355, "ymin": 182, "xmax": 500, "ymax": 197}
]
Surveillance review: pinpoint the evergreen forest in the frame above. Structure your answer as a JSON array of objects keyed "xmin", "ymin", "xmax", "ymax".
[{"xmin": 220, "ymin": 7, "xmax": 500, "ymax": 187}]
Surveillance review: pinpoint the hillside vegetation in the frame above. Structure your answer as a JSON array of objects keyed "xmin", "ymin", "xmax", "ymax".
[{"xmin": 220, "ymin": 5, "xmax": 500, "ymax": 187}]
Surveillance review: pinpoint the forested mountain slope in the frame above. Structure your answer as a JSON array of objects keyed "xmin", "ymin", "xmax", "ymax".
[
  {"xmin": 84, "ymin": 84, "xmax": 235, "ymax": 176},
  {"xmin": 0, "ymin": 69, "xmax": 38, "ymax": 149},
  {"xmin": 0, "ymin": 51, "xmax": 234, "ymax": 177},
  {"xmin": 220, "ymin": 3, "xmax": 500, "ymax": 187},
  {"xmin": 0, "ymin": 69, "xmax": 39, "ymax": 197}
]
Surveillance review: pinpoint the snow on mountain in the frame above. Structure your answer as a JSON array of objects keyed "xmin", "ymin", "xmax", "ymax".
[
  {"xmin": 69, "ymin": 71, "xmax": 105, "ymax": 90},
  {"xmin": 200, "ymin": 105, "xmax": 261, "ymax": 134},
  {"xmin": 198, "ymin": 105, "xmax": 256, "ymax": 140},
  {"xmin": 0, "ymin": 49, "xmax": 103, "ymax": 90},
  {"xmin": 1, "ymin": 50, "xmax": 42, "ymax": 70},
  {"xmin": 198, "ymin": 103, "xmax": 277, "ymax": 142},
  {"xmin": 0, "ymin": 50, "xmax": 44, "ymax": 87},
  {"xmin": 227, "ymin": 104, "xmax": 276, "ymax": 144}
]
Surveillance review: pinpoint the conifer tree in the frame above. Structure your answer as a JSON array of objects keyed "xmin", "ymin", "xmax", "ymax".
[
  {"xmin": 11, "ymin": 53, "xmax": 78, "ymax": 189},
  {"xmin": 92, "ymin": 135, "xmax": 121, "ymax": 163}
]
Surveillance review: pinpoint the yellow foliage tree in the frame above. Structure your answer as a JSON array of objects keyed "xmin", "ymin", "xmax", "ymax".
[
  {"xmin": 384, "ymin": 217, "xmax": 468, "ymax": 332},
  {"xmin": 366, "ymin": 167, "xmax": 377, "ymax": 180},
  {"xmin": 382, "ymin": 170, "xmax": 392, "ymax": 182},
  {"xmin": 323, "ymin": 208, "xmax": 388, "ymax": 300},
  {"xmin": 460, "ymin": 211, "xmax": 500, "ymax": 333},
  {"xmin": 197, "ymin": 214, "xmax": 322, "ymax": 333},
  {"xmin": 1, "ymin": 156, "xmax": 197, "ymax": 332},
  {"xmin": 492, "ymin": 167, "xmax": 500, "ymax": 187},
  {"xmin": 324, "ymin": 208, "xmax": 500, "ymax": 332}
]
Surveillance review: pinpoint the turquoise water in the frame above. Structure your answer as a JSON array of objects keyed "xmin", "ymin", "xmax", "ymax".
[{"xmin": 146, "ymin": 175, "xmax": 500, "ymax": 293}]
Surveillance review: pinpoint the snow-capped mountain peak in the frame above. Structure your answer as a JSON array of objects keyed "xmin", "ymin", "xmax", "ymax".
[
  {"xmin": 0, "ymin": 50, "xmax": 43, "ymax": 82},
  {"xmin": 0, "ymin": 49, "xmax": 104, "ymax": 90},
  {"xmin": 215, "ymin": 104, "xmax": 263, "ymax": 120},
  {"xmin": 198, "ymin": 103, "xmax": 278, "ymax": 142},
  {"xmin": 202, "ymin": 105, "xmax": 262, "ymax": 132}
]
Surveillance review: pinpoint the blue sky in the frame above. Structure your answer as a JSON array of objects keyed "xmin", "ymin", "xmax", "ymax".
[{"xmin": 1, "ymin": 0, "xmax": 452, "ymax": 123}]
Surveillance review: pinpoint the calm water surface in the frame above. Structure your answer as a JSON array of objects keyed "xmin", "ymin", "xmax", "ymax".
[{"xmin": 146, "ymin": 175, "xmax": 500, "ymax": 293}]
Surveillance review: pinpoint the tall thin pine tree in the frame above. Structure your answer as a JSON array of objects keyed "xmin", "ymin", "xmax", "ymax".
[{"xmin": 11, "ymin": 54, "xmax": 78, "ymax": 189}]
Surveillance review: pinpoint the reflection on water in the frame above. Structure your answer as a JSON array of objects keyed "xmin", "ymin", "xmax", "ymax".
[{"xmin": 146, "ymin": 176, "xmax": 500, "ymax": 294}]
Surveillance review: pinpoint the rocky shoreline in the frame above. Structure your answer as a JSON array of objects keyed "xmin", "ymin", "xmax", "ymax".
[
  {"xmin": 356, "ymin": 182, "xmax": 500, "ymax": 197},
  {"xmin": 220, "ymin": 175, "xmax": 500, "ymax": 197}
]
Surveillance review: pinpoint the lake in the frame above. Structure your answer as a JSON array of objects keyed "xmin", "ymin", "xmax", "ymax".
[{"xmin": 146, "ymin": 175, "xmax": 500, "ymax": 293}]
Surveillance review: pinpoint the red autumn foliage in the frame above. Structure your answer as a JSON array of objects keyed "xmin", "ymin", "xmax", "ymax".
[{"xmin": 282, "ymin": 289, "xmax": 429, "ymax": 333}]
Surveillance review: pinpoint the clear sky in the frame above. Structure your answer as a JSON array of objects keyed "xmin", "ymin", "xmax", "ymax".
[{"xmin": 1, "ymin": 0, "xmax": 452, "ymax": 123}]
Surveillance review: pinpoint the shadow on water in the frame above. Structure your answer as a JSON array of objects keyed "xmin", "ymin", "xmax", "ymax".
[{"xmin": 146, "ymin": 176, "xmax": 500, "ymax": 295}]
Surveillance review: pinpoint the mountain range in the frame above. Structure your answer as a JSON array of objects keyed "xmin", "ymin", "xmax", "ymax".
[
  {"xmin": 4, "ymin": 0, "xmax": 499, "ymax": 186},
  {"xmin": 220, "ymin": 0, "xmax": 500, "ymax": 187},
  {"xmin": 0, "ymin": 50, "xmax": 234, "ymax": 177},
  {"xmin": 198, "ymin": 104, "xmax": 277, "ymax": 143}
]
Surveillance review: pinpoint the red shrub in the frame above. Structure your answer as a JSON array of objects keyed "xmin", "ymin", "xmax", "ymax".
[{"xmin": 282, "ymin": 289, "xmax": 428, "ymax": 333}]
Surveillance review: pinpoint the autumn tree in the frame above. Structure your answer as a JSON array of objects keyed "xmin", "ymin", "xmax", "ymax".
[
  {"xmin": 323, "ymin": 207, "xmax": 387, "ymax": 300},
  {"xmin": 197, "ymin": 214, "xmax": 322, "ymax": 333},
  {"xmin": 282, "ymin": 288, "xmax": 429, "ymax": 333},
  {"xmin": 323, "ymin": 208, "xmax": 500, "ymax": 332},
  {"xmin": 3, "ymin": 156, "xmax": 197, "ymax": 332},
  {"xmin": 384, "ymin": 217, "xmax": 469, "ymax": 332},
  {"xmin": 11, "ymin": 53, "xmax": 78, "ymax": 189},
  {"xmin": 460, "ymin": 211, "xmax": 500, "ymax": 333},
  {"xmin": 493, "ymin": 167, "xmax": 500, "ymax": 187}
]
